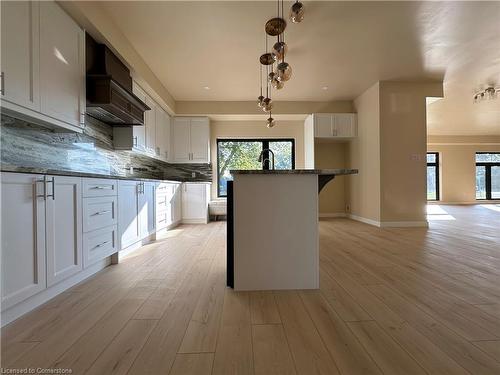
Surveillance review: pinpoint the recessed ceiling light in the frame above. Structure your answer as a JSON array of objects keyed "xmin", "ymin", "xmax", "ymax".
[
  {"xmin": 203, "ymin": 86, "xmax": 210, "ymax": 90},
  {"xmin": 321, "ymin": 86, "xmax": 328, "ymax": 90}
]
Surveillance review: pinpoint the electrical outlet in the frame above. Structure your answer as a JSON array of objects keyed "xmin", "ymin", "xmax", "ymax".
[
  {"xmin": 129, "ymin": 166, "xmax": 134, "ymax": 174},
  {"xmin": 191, "ymin": 172, "xmax": 196, "ymax": 178}
]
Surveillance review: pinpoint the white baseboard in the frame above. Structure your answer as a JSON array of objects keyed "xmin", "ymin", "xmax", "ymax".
[
  {"xmin": 319, "ymin": 212, "xmax": 347, "ymax": 218},
  {"xmin": 430, "ymin": 201, "xmax": 500, "ymax": 205},
  {"xmin": 182, "ymin": 218, "xmax": 208, "ymax": 224},
  {"xmin": 347, "ymin": 214, "xmax": 381, "ymax": 227},
  {"xmin": 1, "ymin": 258, "xmax": 111, "ymax": 327},
  {"xmin": 347, "ymin": 214, "xmax": 428, "ymax": 228},
  {"xmin": 379, "ymin": 221, "xmax": 429, "ymax": 228}
]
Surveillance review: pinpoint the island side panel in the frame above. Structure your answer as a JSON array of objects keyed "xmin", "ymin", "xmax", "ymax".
[{"xmin": 233, "ymin": 174, "xmax": 319, "ymax": 291}]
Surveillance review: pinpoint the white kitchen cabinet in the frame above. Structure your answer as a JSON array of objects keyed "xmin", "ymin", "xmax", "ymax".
[
  {"xmin": 156, "ymin": 182, "xmax": 182, "ymax": 231},
  {"xmin": 139, "ymin": 182, "xmax": 156, "ymax": 237},
  {"xmin": 0, "ymin": 1, "xmax": 40, "ymax": 112},
  {"xmin": 181, "ymin": 183, "xmax": 210, "ymax": 224},
  {"xmin": 311, "ymin": 113, "xmax": 357, "ymax": 139},
  {"xmin": 155, "ymin": 107, "xmax": 171, "ymax": 161},
  {"xmin": 83, "ymin": 225, "xmax": 117, "ymax": 268},
  {"xmin": 131, "ymin": 83, "xmax": 147, "ymax": 150},
  {"xmin": 45, "ymin": 176, "xmax": 83, "ymax": 287},
  {"xmin": 172, "ymin": 117, "xmax": 191, "ymax": 162},
  {"xmin": 0, "ymin": 0, "xmax": 85, "ymax": 132},
  {"xmin": 1, "ymin": 173, "xmax": 46, "ymax": 310},
  {"xmin": 145, "ymin": 96, "xmax": 157, "ymax": 154},
  {"xmin": 40, "ymin": 1, "xmax": 85, "ymax": 129},
  {"xmin": 118, "ymin": 180, "xmax": 141, "ymax": 249},
  {"xmin": 334, "ymin": 113, "xmax": 357, "ymax": 137},
  {"xmin": 190, "ymin": 117, "xmax": 210, "ymax": 162},
  {"xmin": 314, "ymin": 114, "xmax": 333, "ymax": 138},
  {"xmin": 173, "ymin": 183, "xmax": 182, "ymax": 223},
  {"xmin": 172, "ymin": 117, "xmax": 210, "ymax": 163},
  {"xmin": 118, "ymin": 180, "xmax": 156, "ymax": 249}
]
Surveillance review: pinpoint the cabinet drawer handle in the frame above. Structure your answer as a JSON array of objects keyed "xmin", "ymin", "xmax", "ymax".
[
  {"xmin": 47, "ymin": 177, "xmax": 55, "ymax": 200},
  {"xmin": 91, "ymin": 210, "xmax": 111, "ymax": 216},
  {"xmin": 35, "ymin": 177, "xmax": 47, "ymax": 200},
  {"xmin": 90, "ymin": 185, "xmax": 112, "ymax": 190},
  {"xmin": 93, "ymin": 240, "xmax": 110, "ymax": 249}
]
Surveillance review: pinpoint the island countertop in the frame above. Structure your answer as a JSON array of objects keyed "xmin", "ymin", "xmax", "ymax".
[{"xmin": 230, "ymin": 168, "xmax": 358, "ymax": 175}]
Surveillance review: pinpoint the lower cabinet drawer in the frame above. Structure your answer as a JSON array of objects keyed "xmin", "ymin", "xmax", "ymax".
[
  {"xmin": 83, "ymin": 178, "xmax": 118, "ymax": 197},
  {"xmin": 156, "ymin": 210, "xmax": 169, "ymax": 230},
  {"xmin": 156, "ymin": 193, "xmax": 170, "ymax": 213},
  {"xmin": 83, "ymin": 196, "xmax": 117, "ymax": 232},
  {"xmin": 83, "ymin": 225, "xmax": 117, "ymax": 268}
]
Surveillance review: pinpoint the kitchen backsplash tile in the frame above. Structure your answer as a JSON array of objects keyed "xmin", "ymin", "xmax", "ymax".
[{"xmin": 0, "ymin": 114, "xmax": 212, "ymax": 182}]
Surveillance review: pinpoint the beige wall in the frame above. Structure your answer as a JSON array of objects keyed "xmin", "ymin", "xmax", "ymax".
[
  {"xmin": 378, "ymin": 82, "xmax": 442, "ymax": 223},
  {"xmin": 210, "ymin": 120, "xmax": 305, "ymax": 199},
  {"xmin": 346, "ymin": 81, "xmax": 443, "ymax": 225},
  {"xmin": 314, "ymin": 142, "xmax": 347, "ymax": 214},
  {"xmin": 346, "ymin": 82, "xmax": 381, "ymax": 222},
  {"xmin": 428, "ymin": 136, "xmax": 500, "ymax": 203}
]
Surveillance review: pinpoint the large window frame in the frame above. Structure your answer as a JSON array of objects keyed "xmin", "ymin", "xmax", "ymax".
[
  {"xmin": 476, "ymin": 152, "xmax": 500, "ymax": 200},
  {"xmin": 427, "ymin": 152, "xmax": 440, "ymax": 201},
  {"xmin": 216, "ymin": 138, "xmax": 296, "ymax": 197}
]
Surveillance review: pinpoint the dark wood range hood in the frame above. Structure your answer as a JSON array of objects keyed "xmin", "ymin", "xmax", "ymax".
[{"xmin": 85, "ymin": 33, "xmax": 150, "ymax": 126}]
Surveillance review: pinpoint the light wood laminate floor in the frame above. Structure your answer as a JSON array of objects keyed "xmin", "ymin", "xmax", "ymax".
[{"xmin": 1, "ymin": 204, "xmax": 500, "ymax": 374}]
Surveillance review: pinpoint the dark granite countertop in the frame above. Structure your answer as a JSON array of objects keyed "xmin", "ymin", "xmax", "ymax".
[
  {"xmin": 1, "ymin": 166, "xmax": 185, "ymax": 183},
  {"xmin": 230, "ymin": 169, "xmax": 358, "ymax": 176}
]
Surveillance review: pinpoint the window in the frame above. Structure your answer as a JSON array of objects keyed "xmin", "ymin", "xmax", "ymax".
[
  {"xmin": 427, "ymin": 152, "xmax": 439, "ymax": 201},
  {"xmin": 217, "ymin": 139, "xmax": 295, "ymax": 197},
  {"xmin": 476, "ymin": 153, "xmax": 500, "ymax": 200}
]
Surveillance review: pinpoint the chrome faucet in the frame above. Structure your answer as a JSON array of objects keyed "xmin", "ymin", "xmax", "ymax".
[{"xmin": 258, "ymin": 149, "xmax": 275, "ymax": 170}]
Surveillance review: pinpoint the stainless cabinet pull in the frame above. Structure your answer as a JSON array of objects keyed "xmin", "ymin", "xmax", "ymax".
[
  {"xmin": 47, "ymin": 177, "xmax": 55, "ymax": 200},
  {"xmin": 93, "ymin": 240, "xmax": 109, "ymax": 249},
  {"xmin": 35, "ymin": 176, "xmax": 47, "ymax": 200},
  {"xmin": 0, "ymin": 72, "xmax": 4, "ymax": 96},
  {"xmin": 158, "ymin": 218, "xmax": 167, "ymax": 223},
  {"xmin": 91, "ymin": 185, "xmax": 111, "ymax": 190},
  {"xmin": 92, "ymin": 210, "xmax": 111, "ymax": 216}
]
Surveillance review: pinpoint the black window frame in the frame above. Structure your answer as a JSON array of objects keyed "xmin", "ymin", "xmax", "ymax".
[
  {"xmin": 476, "ymin": 152, "xmax": 500, "ymax": 201},
  {"xmin": 216, "ymin": 138, "xmax": 296, "ymax": 197},
  {"xmin": 427, "ymin": 152, "xmax": 440, "ymax": 201}
]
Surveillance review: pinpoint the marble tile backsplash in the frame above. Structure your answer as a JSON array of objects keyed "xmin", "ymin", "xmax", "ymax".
[{"xmin": 0, "ymin": 114, "xmax": 212, "ymax": 182}]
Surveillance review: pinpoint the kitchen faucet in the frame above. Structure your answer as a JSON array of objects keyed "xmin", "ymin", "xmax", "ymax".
[{"xmin": 258, "ymin": 149, "xmax": 275, "ymax": 170}]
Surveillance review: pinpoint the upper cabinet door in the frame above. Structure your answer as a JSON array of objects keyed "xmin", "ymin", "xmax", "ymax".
[
  {"xmin": 163, "ymin": 110, "xmax": 171, "ymax": 161},
  {"xmin": 1, "ymin": 173, "xmax": 46, "ymax": 311},
  {"xmin": 333, "ymin": 114, "xmax": 357, "ymax": 137},
  {"xmin": 144, "ymin": 96, "xmax": 157, "ymax": 154},
  {"xmin": 40, "ymin": 1, "xmax": 85, "ymax": 128},
  {"xmin": 132, "ymin": 83, "xmax": 147, "ymax": 150},
  {"xmin": 173, "ymin": 118, "xmax": 191, "ymax": 162},
  {"xmin": 45, "ymin": 176, "xmax": 83, "ymax": 287},
  {"xmin": 314, "ymin": 114, "xmax": 333, "ymax": 137},
  {"xmin": 0, "ymin": 1, "xmax": 40, "ymax": 111},
  {"xmin": 190, "ymin": 117, "xmax": 210, "ymax": 163}
]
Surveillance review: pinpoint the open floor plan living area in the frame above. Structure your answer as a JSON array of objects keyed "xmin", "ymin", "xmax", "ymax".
[{"xmin": 1, "ymin": 1, "xmax": 499, "ymax": 374}]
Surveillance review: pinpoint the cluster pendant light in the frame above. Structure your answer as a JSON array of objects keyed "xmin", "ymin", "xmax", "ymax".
[{"xmin": 258, "ymin": 0, "xmax": 304, "ymax": 128}]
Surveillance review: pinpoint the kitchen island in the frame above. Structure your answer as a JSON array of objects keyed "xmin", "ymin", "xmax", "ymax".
[{"xmin": 227, "ymin": 169, "xmax": 358, "ymax": 291}]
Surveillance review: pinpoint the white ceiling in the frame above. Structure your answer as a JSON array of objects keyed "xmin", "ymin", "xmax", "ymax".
[{"xmin": 99, "ymin": 1, "xmax": 500, "ymax": 135}]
